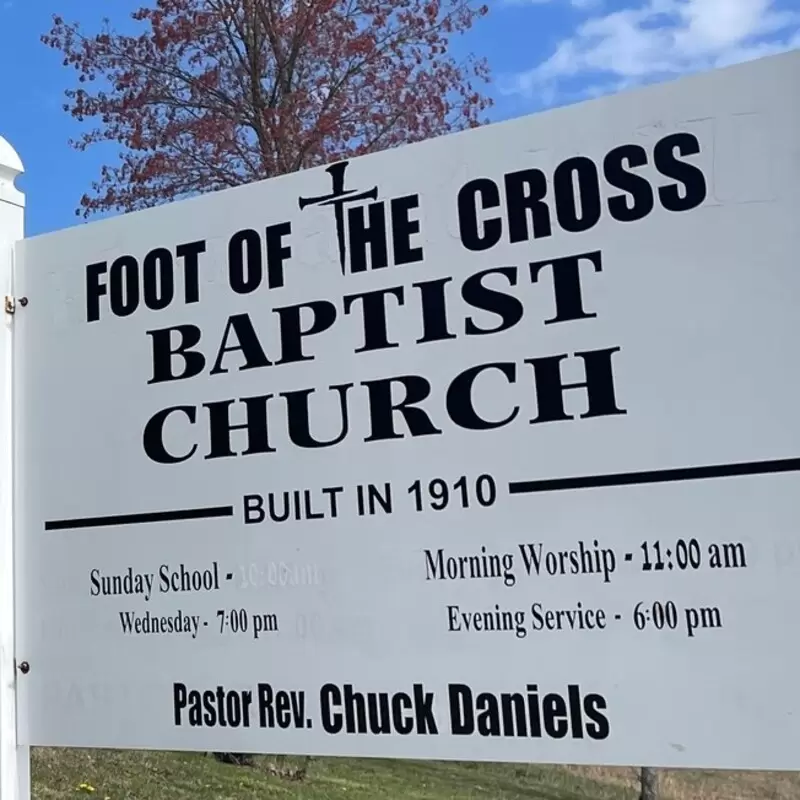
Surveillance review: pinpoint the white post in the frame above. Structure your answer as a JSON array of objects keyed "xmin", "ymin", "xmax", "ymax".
[{"xmin": 0, "ymin": 136, "xmax": 28, "ymax": 800}]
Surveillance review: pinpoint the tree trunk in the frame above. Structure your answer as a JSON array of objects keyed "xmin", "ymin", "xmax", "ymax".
[
  {"xmin": 639, "ymin": 767, "xmax": 659, "ymax": 800},
  {"xmin": 212, "ymin": 752, "xmax": 254, "ymax": 767}
]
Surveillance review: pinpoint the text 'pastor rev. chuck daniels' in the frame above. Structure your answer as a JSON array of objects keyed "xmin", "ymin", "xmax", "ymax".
[{"xmin": 172, "ymin": 681, "xmax": 610, "ymax": 740}]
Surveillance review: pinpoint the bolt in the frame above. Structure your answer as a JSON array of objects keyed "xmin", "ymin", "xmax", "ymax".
[
  {"xmin": 18, "ymin": 297, "xmax": 28, "ymax": 307},
  {"xmin": 18, "ymin": 661, "xmax": 29, "ymax": 675}
]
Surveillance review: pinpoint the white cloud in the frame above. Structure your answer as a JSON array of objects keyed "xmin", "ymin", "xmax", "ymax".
[
  {"xmin": 500, "ymin": 0, "xmax": 603, "ymax": 8},
  {"xmin": 507, "ymin": 0, "xmax": 800, "ymax": 100},
  {"xmin": 500, "ymin": 0, "xmax": 567, "ymax": 6}
]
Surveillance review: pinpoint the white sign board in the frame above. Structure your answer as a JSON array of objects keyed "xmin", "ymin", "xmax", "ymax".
[{"xmin": 12, "ymin": 50, "xmax": 800, "ymax": 769}]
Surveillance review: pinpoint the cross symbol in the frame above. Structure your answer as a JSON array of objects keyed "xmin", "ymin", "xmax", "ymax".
[{"xmin": 299, "ymin": 161, "xmax": 379, "ymax": 275}]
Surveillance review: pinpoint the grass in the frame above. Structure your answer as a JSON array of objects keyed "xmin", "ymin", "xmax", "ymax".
[{"xmin": 30, "ymin": 748, "xmax": 800, "ymax": 800}]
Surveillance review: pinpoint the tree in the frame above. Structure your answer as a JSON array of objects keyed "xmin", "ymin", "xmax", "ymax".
[{"xmin": 43, "ymin": 0, "xmax": 492, "ymax": 218}]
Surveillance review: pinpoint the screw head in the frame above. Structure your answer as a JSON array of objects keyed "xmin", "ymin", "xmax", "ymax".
[{"xmin": 18, "ymin": 661, "xmax": 29, "ymax": 675}]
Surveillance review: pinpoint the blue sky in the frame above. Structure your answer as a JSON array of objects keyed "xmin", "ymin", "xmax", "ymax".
[{"xmin": 0, "ymin": 0, "xmax": 798, "ymax": 238}]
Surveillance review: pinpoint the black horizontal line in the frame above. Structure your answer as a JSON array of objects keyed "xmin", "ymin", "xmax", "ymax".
[
  {"xmin": 44, "ymin": 505, "xmax": 235, "ymax": 531},
  {"xmin": 508, "ymin": 456, "xmax": 800, "ymax": 495}
]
